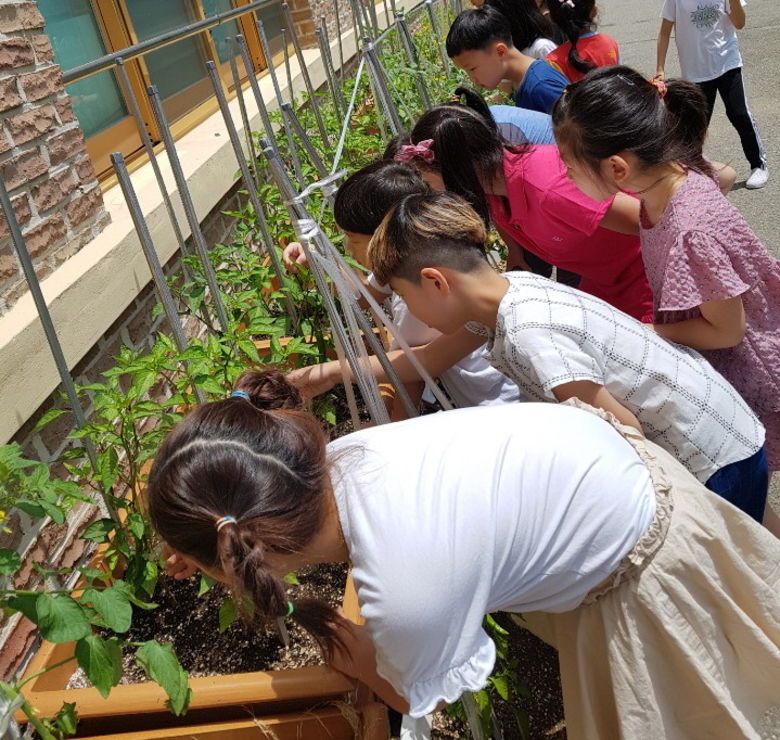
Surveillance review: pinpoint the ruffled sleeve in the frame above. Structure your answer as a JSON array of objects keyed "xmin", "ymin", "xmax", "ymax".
[{"xmin": 658, "ymin": 229, "xmax": 752, "ymax": 312}]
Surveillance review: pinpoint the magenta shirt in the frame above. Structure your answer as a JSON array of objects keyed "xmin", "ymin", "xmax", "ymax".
[{"xmin": 488, "ymin": 147, "xmax": 653, "ymax": 322}]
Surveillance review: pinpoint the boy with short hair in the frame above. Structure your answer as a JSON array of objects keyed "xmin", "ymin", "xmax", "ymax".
[{"xmin": 446, "ymin": 5, "xmax": 568, "ymax": 114}]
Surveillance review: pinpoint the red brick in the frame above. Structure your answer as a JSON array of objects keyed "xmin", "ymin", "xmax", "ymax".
[
  {"xmin": 74, "ymin": 155, "xmax": 96, "ymax": 184},
  {"xmin": 66, "ymin": 187, "xmax": 102, "ymax": 227},
  {"xmin": 54, "ymin": 96, "xmax": 75, "ymax": 124},
  {"xmin": 0, "ymin": 36, "xmax": 34, "ymax": 70},
  {"xmin": 0, "ymin": 130, "xmax": 11, "ymax": 155},
  {"xmin": 19, "ymin": 65, "xmax": 62, "ymax": 102},
  {"xmin": 0, "ymin": 617, "xmax": 37, "ymax": 681},
  {"xmin": 0, "ymin": 76, "xmax": 22, "ymax": 112},
  {"xmin": 47, "ymin": 127, "xmax": 84, "ymax": 166},
  {"xmin": 5, "ymin": 103, "xmax": 57, "ymax": 145},
  {"xmin": 0, "ymin": 2, "xmax": 45, "ymax": 32},
  {"xmin": 30, "ymin": 33, "xmax": 54, "ymax": 63},
  {"xmin": 23, "ymin": 214, "xmax": 66, "ymax": 259},
  {"xmin": 31, "ymin": 169, "xmax": 76, "ymax": 212},
  {"xmin": 0, "ymin": 248, "xmax": 18, "ymax": 282},
  {"xmin": 1, "ymin": 149, "xmax": 47, "ymax": 190},
  {"xmin": 0, "ymin": 192, "xmax": 32, "ymax": 239}
]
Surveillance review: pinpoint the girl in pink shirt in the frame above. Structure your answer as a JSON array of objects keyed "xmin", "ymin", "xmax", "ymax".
[
  {"xmin": 397, "ymin": 95, "xmax": 653, "ymax": 321},
  {"xmin": 553, "ymin": 65, "xmax": 779, "ymax": 531}
]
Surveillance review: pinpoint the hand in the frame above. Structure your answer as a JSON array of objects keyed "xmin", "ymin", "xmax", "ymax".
[
  {"xmin": 282, "ymin": 242, "xmax": 308, "ymax": 273},
  {"xmin": 286, "ymin": 362, "xmax": 340, "ymax": 400},
  {"xmin": 327, "ymin": 618, "xmax": 376, "ymax": 681},
  {"xmin": 162, "ymin": 543, "xmax": 199, "ymax": 580}
]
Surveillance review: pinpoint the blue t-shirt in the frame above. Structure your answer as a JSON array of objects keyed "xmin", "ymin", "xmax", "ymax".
[
  {"xmin": 513, "ymin": 60, "xmax": 568, "ymax": 114},
  {"xmin": 490, "ymin": 105, "xmax": 555, "ymax": 146}
]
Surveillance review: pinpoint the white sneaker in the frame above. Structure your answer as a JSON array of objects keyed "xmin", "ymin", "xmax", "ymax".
[{"xmin": 745, "ymin": 167, "xmax": 769, "ymax": 189}]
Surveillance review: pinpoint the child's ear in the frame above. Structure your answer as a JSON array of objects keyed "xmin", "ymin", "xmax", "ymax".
[
  {"xmin": 495, "ymin": 42, "xmax": 508, "ymax": 57},
  {"xmin": 604, "ymin": 154, "xmax": 631, "ymax": 187},
  {"xmin": 420, "ymin": 267, "xmax": 451, "ymax": 295}
]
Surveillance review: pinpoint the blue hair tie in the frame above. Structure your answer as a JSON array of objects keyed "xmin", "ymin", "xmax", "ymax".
[{"xmin": 231, "ymin": 390, "xmax": 251, "ymax": 401}]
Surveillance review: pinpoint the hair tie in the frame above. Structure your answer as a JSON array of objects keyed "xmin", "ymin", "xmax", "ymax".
[
  {"xmin": 285, "ymin": 601, "xmax": 294, "ymax": 617},
  {"xmin": 231, "ymin": 390, "xmax": 251, "ymax": 401},
  {"xmin": 215, "ymin": 515, "xmax": 237, "ymax": 532},
  {"xmin": 394, "ymin": 139, "xmax": 435, "ymax": 165},
  {"xmin": 649, "ymin": 75, "xmax": 667, "ymax": 99}
]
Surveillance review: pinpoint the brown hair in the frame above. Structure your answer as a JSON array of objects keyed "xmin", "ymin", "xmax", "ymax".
[
  {"xmin": 369, "ymin": 191, "xmax": 488, "ymax": 286},
  {"xmin": 147, "ymin": 370, "xmax": 346, "ymax": 656}
]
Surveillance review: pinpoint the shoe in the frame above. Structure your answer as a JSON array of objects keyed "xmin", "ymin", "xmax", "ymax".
[{"xmin": 745, "ymin": 167, "xmax": 769, "ymax": 189}]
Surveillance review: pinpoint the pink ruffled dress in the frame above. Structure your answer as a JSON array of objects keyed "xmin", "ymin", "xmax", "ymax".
[{"xmin": 640, "ymin": 170, "xmax": 780, "ymax": 469}]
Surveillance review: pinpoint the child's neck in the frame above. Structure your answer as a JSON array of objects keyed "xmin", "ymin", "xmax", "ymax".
[
  {"xmin": 461, "ymin": 268, "xmax": 510, "ymax": 331},
  {"xmin": 503, "ymin": 48, "xmax": 536, "ymax": 89},
  {"xmin": 632, "ymin": 163, "xmax": 688, "ymax": 226}
]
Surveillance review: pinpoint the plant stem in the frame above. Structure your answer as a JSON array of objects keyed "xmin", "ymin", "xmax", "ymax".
[
  {"xmin": 0, "ymin": 681, "xmax": 58, "ymax": 740},
  {"xmin": 16, "ymin": 656, "xmax": 76, "ymax": 692}
]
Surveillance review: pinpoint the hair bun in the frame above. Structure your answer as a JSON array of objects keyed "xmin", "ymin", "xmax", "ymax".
[{"xmin": 233, "ymin": 370, "xmax": 303, "ymax": 411}]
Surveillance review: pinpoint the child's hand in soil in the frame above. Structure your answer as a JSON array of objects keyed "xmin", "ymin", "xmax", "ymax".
[
  {"xmin": 282, "ymin": 242, "xmax": 308, "ymax": 273},
  {"xmin": 162, "ymin": 543, "xmax": 199, "ymax": 580},
  {"xmin": 286, "ymin": 361, "xmax": 340, "ymax": 399}
]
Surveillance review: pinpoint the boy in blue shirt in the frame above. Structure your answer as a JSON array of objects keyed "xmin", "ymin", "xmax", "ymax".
[{"xmin": 446, "ymin": 6, "xmax": 568, "ymax": 114}]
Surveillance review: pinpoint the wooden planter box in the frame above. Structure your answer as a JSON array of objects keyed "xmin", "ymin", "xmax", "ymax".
[
  {"xmin": 78, "ymin": 702, "xmax": 389, "ymax": 740},
  {"xmin": 17, "ymin": 576, "xmax": 366, "ymax": 738}
]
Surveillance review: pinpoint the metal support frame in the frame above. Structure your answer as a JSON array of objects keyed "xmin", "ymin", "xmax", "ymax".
[
  {"xmin": 227, "ymin": 45, "xmax": 259, "ymax": 187},
  {"xmin": 395, "ymin": 10, "xmax": 431, "ymax": 109},
  {"xmin": 316, "ymin": 22, "xmax": 346, "ymax": 116},
  {"xmin": 362, "ymin": 37, "xmax": 403, "ymax": 135},
  {"xmin": 425, "ymin": 0, "xmax": 450, "ymax": 77},
  {"xmin": 146, "ymin": 84, "xmax": 230, "ymax": 333}
]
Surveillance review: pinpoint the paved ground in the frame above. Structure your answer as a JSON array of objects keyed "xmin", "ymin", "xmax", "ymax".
[{"xmin": 600, "ymin": 0, "xmax": 780, "ymax": 519}]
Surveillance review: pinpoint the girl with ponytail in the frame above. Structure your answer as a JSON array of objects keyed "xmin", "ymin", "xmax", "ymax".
[
  {"xmin": 546, "ymin": 0, "xmax": 620, "ymax": 82},
  {"xmin": 399, "ymin": 88, "xmax": 653, "ymax": 320},
  {"xmin": 484, "ymin": 0, "xmax": 561, "ymax": 58},
  {"xmin": 553, "ymin": 65, "xmax": 780, "ymax": 498}
]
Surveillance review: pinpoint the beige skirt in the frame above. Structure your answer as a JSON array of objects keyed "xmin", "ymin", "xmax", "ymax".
[{"xmin": 534, "ymin": 404, "xmax": 780, "ymax": 740}]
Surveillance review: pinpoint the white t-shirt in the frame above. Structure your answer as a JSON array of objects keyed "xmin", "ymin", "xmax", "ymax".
[
  {"xmin": 467, "ymin": 272, "xmax": 764, "ymax": 482},
  {"xmin": 661, "ymin": 0, "xmax": 746, "ymax": 82},
  {"xmin": 522, "ymin": 37, "xmax": 558, "ymax": 59},
  {"xmin": 329, "ymin": 403, "xmax": 656, "ymax": 717},
  {"xmin": 387, "ymin": 291, "xmax": 521, "ymax": 408}
]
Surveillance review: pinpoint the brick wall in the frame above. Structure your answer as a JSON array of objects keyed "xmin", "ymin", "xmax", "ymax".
[{"xmin": 0, "ymin": 0, "xmax": 109, "ymax": 315}]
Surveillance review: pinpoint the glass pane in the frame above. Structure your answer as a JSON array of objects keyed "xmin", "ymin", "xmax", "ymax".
[
  {"xmin": 37, "ymin": 0, "xmax": 128, "ymax": 138},
  {"xmin": 202, "ymin": 0, "xmax": 241, "ymax": 63},
  {"xmin": 258, "ymin": 1, "xmax": 285, "ymax": 58},
  {"xmin": 125, "ymin": 0, "xmax": 208, "ymax": 102}
]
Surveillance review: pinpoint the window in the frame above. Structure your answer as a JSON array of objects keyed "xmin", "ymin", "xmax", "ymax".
[{"xmin": 38, "ymin": 0, "xmax": 283, "ymax": 177}]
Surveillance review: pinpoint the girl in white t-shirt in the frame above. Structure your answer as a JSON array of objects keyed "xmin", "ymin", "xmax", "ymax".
[
  {"xmin": 656, "ymin": 0, "xmax": 767, "ymax": 188},
  {"xmin": 282, "ymin": 159, "xmax": 520, "ymax": 416},
  {"xmin": 151, "ymin": 370, "xmax": 779, "ymax": 740}
]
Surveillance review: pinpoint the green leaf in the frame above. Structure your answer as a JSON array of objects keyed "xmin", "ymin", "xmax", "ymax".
[
  {"xmin": 490, "ymin": 675, "xmax": 510, "ymax": 701},
  {"xmin": 218, "ymin": 597, "xmax": 237, "ymax": 633},
  {"xmin": 52, "ymin": 701, "xmax": 78, "ymax": 735},
  {"xmin": 0, "ymin": 548, "xmax": 21, "ymax": 576},
  {"xmin": 282, "ymin": 571, "xmax": 300, "ymax": 586},
  {"xmin": 14, "ymin": 499, "xmax": 46, "ymax": 519},
  {"xmin": 7, "ymin": 593, "xmax": 38, "ymax": 622},
  {"xmin": 33, "ymin": 408, "xmax": 67, "ymax": 432},
  {"xmin": 75, "ymin": 635, "xmax": 123, "ymax": 698},
  {"xmin": 38, "ymin": 499, "xmax": 66, "ymax": 525},
  {"xmin": 96, "ymin": 448, "xmax": 119, "ymax": 493},
  {"xmin": 127, "ymin": 512, "xmax": 146, "ymax": 541},
  {"xmin": 141, "ymin": 560, "xmax": 158, "ymax": 598},
  {"xmin": 35, "ymin": 594, "xmax": 91, "ymax": 643},
  {"xmin": 113, "ymin": 580, "xmax": 158, "ymax": 610},
  {"xmin": 82, "ymin": 518, "xmax": 116, "ymax": 543},
  {"xmin": 135, "ymin": 641, "xmax": 191, "ymax": 716},
  {"xmin": 80, "ymin": 587, "xmax": 132, "ymax": 634},
  {"xmin": 197, "ymin": 573, "xmax": 217, "ymax": 597}
]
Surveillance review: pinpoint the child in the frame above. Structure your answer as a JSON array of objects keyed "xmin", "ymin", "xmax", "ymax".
[
  {"xmin": 552, "ymin": 65, "xmax": 780, "ymax": 483},
  {"xmin": 485, "ymin": 0, "xmax": 560, "ymax": 58},
  {"xmin": 446, "ymin": 6, "xmax": 568, "ymax": 114},
  {"xmin": 656, "ymin": 0, "xmax": 767, "ymax": 188},
  {"xmin": 291, "ymin": 191, "xmax": 770, "ymax": 524},
  {"xmin": 546, "ymin": 0, "xmax": 620, "ymax": 82},
  {"xmin": 152, "ymin": 370, "xmax": 780, "ymax": 739},
  {"xmin": 282, "ymin": 160, "xmax": 520, "ymax": 415},
  {"xmin": 398, "ymin": 97, "xmax": 653, "ymax": 321}
]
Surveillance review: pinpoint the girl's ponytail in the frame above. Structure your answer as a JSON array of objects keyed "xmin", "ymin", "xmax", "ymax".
[
  {"xmin": 662, "ymin": 79, "xmax": 713, "ymax": 176},
  {"xmin": 452, "ymin": 86, "xmax": 497, "ymax": 130},
  {"xmin": 548, "ymin": 0, "xmax": 596, "ymax": 76}
]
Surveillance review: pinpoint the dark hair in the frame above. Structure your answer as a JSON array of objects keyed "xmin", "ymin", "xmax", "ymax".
[
  {"xmin": 485, "ymin": 0, "xmax": 560, "ymax": 51},
  {"xmin": 552, "ymin": 65, "xmax": 713, "ymax": 178},
  {"xmin": 369, "ymin": 191, "xmax": 489, "ymax": 285},
  {"xmin": 382, "ymin": 132, "xmax": 411, "ymax": 160},
  {"xmin": 547, "ymin": 0, "xmax": 596, "ymax": 76},
  {"xmin": 446, "ymin": 6, "xmax": 514, "ymax": 58},
  {"xmin": 333, "ymin": 160, "xmax": 427, "ymax": 235},
  {"xmin": 406, "ymin": 86, "xmax": 527, "ymax": 225},
  {"xmin": 147, "ymin": 370, "xmax": 347, "ymax": 657}
]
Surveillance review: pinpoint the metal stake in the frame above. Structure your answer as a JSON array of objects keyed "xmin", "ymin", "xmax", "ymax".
[
  {"xmin": 362, "ymin": 37, "xmax": 402, "ymax": 134},
  {"xmin": 364, "ymin": 0, "xmax": 379, "ymax": 32},
  {"xmin": 236, "ymin": 34, "xmax": 281, "ymax": 156},
  {"xmin": 396, "ymin": 11, "xmax": 432, "ymax": 109},
  {"xmin": 425, "ymin": 0, "xmax": 451, "ymax": 77},
  {"xmin": 110, "ymin": 153, "xmax": 206, "ymax": 406},
  {"xmin": 281, "ymin": 29, "xmax": 295, "ymax": 100},
  {"xmin": 205, "ymin": 61, "xmax": 299, "ymax": 327},
  {"xmin": 146, "ymin": 84, "xmax": 230, "ymax": 332},
  {"xmin": 228, "ymin": 40, "xmax": 259, "ymax": 187},
  {"xmin": 348, "ymin": 0, "xmax": 367, "ymax": 47},
  {"xmin": 281, "ymin": 3, "xmax": 331, "ymax": 147},
  {"xmin": 333, "ymin": 0, "xmax": 345, "ymax": 83},
  {"xmin": 256, "ymin": 19, "xmax": 306, "ymax": 187},
  {"xmin": 281, "ymin": 103, "xmax": 329, "ymax": 179},
  {"xmin": 318, "ymin": 16, "xmax": 346, "ymax": 112},
  {"xmin": 316, "ymin": 26, "xmax": 343, "ymax": 118}
]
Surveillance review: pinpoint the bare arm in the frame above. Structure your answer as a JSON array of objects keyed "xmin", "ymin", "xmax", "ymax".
[
  {"xmin": 599, "ymin": 193, "xmax": 641, "ymax": 236},
  {"xmin": 552, "ymin": 380, "xmax": 644, "ymax": 434},
  {"xmin": 656, "ymin": 19, "xmax": 674, "ymax": 76},
  {"xmin": 728, "ymin": 0, "xmax": 745, "ymax": 30},
  {"xmin": 652, "ymin": 296, "xmax": 746, "ymax": 350}
]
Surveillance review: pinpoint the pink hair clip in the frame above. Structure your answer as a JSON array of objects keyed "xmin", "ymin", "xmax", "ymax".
[
  {"xmin": 394, "ymin": 139, "xmax": 435, "ymax": 164},
  {"xmin": 649, "ymin": 75, "xmax": 667, "ymax": 99}
]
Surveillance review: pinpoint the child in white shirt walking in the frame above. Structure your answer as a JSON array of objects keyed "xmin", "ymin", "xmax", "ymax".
[{"xmin": 656, "ymin": 0, "xmax": 767, "ymax": 188}]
